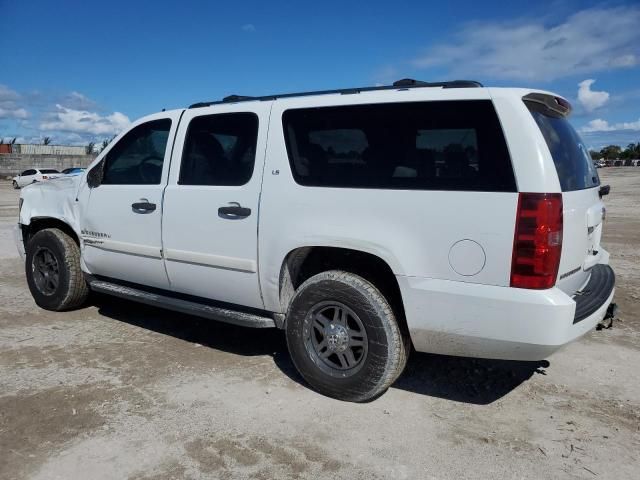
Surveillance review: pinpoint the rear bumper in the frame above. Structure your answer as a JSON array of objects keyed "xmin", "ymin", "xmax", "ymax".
[
  {"xmin": 398, "ymin": 264, "xmax": 615, "ymax": 361},
  {"xmin": 573, "ymin": 264, "xmax": 615, "ymax": 323}
]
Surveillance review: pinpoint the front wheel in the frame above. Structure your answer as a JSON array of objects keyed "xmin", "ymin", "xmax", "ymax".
[
  {"xmin": 285, "ymin": 270, "xmax": 409, "ymax": 402},
  {"xmin": 25, "ymin": 228, "xmax": 89, "ymax": 311}
]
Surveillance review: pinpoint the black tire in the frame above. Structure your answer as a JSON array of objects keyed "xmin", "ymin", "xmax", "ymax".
[
  {"xmin": 25, "ymin": 228, "xmax": 89, "ymax": 311},
  {"xmin": 285, "ymin": 270, "xmax": 409, "ymax": 402}
]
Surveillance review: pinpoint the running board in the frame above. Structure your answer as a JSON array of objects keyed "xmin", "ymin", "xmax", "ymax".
[{"xmin": 88, "ymin": 280, "xmax": 276, "ymax": 328}]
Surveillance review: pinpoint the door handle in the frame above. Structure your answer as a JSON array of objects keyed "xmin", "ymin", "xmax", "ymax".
[
  {"xmin": 132, "ymin": 199, "xmax": 156, "ymax": 213},
  {"xmin": 218, "ymin": 202, "xmax": 251, "ymax": 219}
]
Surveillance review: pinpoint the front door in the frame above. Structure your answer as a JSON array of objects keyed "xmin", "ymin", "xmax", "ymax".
[
  {"xmin": 81, "ymin": 112, "xmax": 181, "ymax": 288},
  {"xmin": 162, "ymin": 104, "xmax": 270, "ymax": 309}
]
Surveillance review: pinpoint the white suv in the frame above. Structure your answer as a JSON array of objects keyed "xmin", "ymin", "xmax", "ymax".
[{"xmin": 15, "ymin": 80, "xmax": 616, "ymax": 401}]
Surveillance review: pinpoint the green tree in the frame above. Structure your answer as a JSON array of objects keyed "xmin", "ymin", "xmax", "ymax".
[
  {"xmin": 100, "ymin": 135, "xmax": 115, "ymax": 152},
  {"xmin": 599, "ymin": 145, "xmax": 621, "ymax": 160},
  {"xmin": 42, "ymin": 136, "xmax": 52, "ymax": 145},
  {"xmin": 85, "ymin": 142, "xmax": 96, "ymax": 155}
]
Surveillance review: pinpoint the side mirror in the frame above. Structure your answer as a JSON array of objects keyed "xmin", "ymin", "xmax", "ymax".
[{"xmin": 87, "ymin": 159, "xmax": 105, "ymax": 188}]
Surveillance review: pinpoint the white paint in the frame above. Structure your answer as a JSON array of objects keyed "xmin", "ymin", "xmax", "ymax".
[
  {"xmin": 80, "ymin": 110, "xmax": 183, "ymax": 289},
  {"xmin": 164, "ymin": 248, "xmax": 257, "ymax": 273},
  {"xmin": 448, "ymin": 239, "xmax": 486, "ymax": 276},
  {"xmin": 399, "ymin": 273, "xmax": 615, "ymax": 359},
  {"xmin": 15, "ymin": 86, "xmax": 615, "ymax": 361},
  {"xmin": 161, "ymin": 102, "xmax": 271, "ymax": 308}
]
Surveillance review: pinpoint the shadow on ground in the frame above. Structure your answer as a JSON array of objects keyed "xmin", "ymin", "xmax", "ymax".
[{"xmin": 94, "ymin": 295, "xmax": 548, "ymax": 405}]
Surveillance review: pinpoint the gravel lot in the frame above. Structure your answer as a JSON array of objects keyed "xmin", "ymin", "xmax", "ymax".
[{"xmin": 1, "ymin": 169, "xmax": 639, "ymax": 480}]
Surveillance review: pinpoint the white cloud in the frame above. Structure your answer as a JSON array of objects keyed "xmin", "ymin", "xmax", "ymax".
[
  {"xmin": 577, "ymin": 79, "xmax": 609, "ymax": 112},
  {"xmin": 241, "ymin": 23, "xmax": 256, "ymax": 32},
  {"xmin": 0, "ymin": 84, "xmax": 20, "ymax": 102},
  {"xmin": 412, "ymin": 6, "xmax": 640, "ymax": 81},
  {"xmin": 0, "ymin": 84, "xmax": 29, "ymax": 119},
  {"xmin": 40, "ymin": 104, "xmax": 130, "ymax": 136},
  {"xmin": 60, "ymin": 91, "xmax": 97, "ymax": 110},
  {"xmin": 609, "ymin": 54, "xmax": 637, "ymax": 68},
  {"xmin": 581, "ymin": 118, "xmax": 640, "ymax": 133},
  {"xmin": 0, "ymin": 107, "xmax": 29, "ymax": 119}
]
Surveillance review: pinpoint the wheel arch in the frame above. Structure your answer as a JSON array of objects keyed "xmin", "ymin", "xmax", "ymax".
[
  {"xmin": 21, "ymin": 217, "xmax": 80, "ymax": 249},
  {"xmin": 278, "ymin": 246, "xmax": 408, "ymax": 335}
]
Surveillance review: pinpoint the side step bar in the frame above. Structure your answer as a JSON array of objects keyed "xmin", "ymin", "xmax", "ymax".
[{"xmin": 88, "ymin": 280, "xmax": 276, "ymax": 329}]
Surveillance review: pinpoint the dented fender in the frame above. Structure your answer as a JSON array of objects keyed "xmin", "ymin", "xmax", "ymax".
[{"xmin": 18, "ymin": 175, "xmax": 84, "ymax": 237}]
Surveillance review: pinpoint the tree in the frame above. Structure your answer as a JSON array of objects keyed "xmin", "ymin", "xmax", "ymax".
[
  {"xmin": 85, "ymin": 142, "xmax": 96, "ymax": 155},
  {"xmin": 10, "ymin": 137, "xmax": 16, "ymax": 144},
  {"xmin": 589, "ymin": 150, "xmax": 600, "ymax": 160},
  {"xmin": 599, "ymin": 145, "xmax": 621, "ymax": 160},
  {"xmin": 100, "ymin": 135, "xmax": 116, "ymax": 152},
  {"xmin": 42, "ymin": 137, "xmax": 52, "ymax": 145}
]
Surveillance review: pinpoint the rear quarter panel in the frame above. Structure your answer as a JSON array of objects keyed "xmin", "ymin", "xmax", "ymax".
[{"xmin": 259, "ymin": 89, "xmax": 520, "ymax": 312}]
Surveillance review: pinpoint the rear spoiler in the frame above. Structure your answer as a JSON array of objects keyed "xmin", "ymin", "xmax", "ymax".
[{"xmin": 522, "ymin": 93, "xmax": 572, "ymax": 118}]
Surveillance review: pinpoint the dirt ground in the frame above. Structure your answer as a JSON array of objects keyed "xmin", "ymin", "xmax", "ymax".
[{"xmin": 1, "ymin": 169, "xmax": 639, "ymax": 480}]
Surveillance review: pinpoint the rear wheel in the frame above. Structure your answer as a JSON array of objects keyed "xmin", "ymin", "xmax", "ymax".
[
  {"xmin": 25, "ymin": 228, "xmax": 89, "ymax": 311},
  {"xmin": 285, "ymin": 270, "xmax": 409, "ymax": 402}
]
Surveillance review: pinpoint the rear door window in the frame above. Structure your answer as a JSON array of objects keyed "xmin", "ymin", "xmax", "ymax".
[
  {"xmin": 525, "ymin": 102, "xmax": 600, "ymax": 191},
  {"xmin": 282, "ymin": 100, "xmax": 515, "ymax": 191},
  {"xmin": 179, "ymin": 113, "xmax": 258, "ymax": 186}
]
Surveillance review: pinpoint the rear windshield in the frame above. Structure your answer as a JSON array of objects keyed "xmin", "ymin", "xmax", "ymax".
[
  {"xmin": 40, "ymin": 169, "xmax": 60, "ymax": 174},
  {"xmin": 526, "ymin": 102, "xmax": 599, "ymax": 191},
  {"xmin": 282, "ymin": 100, "xmax": 516, "ymax": 192}
]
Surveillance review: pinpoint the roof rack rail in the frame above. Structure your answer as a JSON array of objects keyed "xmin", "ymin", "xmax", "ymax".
[{"xmin": 188, "ymin": 78, "xmax": 483, "ymax": 108}]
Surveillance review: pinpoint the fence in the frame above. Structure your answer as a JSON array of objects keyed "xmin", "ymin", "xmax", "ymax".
[
  {"xmin": 12, "ymin": 144, "xmax": 88, "ymax": 155},
  {"xmin": 0, "ymin": 154, "xmax": 96, "ymax": 177}
]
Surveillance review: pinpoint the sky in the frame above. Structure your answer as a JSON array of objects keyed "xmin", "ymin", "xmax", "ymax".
[{"xmin": 1, "ymin": 0, "xmax": 639, "ymax": 151}]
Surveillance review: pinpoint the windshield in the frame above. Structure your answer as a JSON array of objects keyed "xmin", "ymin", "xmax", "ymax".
[{"xmin": 526, "ymin": 102, "xmax": 600, "ymax": 191}]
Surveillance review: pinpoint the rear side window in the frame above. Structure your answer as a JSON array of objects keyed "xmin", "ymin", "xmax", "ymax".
[
  {"xmin": 179, "ymin": 113, "xmax": 258, "ymax": 186},
  {"xmin": 40, "ymin": 169, "xmax": 59, "ymax": 174},
  {"xmin": 282, "ymin": 101, "xmax": 515, "ymax": 191},
  {"xmin": 526, "ymin": 102, "xmax": 600, "ymax": 191}
]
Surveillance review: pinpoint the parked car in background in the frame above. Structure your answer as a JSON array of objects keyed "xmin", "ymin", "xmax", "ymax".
[
  {"xmin": 12, "ymin": 168, "xmax": 62, "ymax": 189},
  {"xmin": 62, "ymin": 167, "xmax": 86, "ymax": 176}
]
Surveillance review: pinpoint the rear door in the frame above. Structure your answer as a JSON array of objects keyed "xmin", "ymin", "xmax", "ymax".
[
  {"xmin": 525, "ymin": 100, "xmax": 604, "ymax": 294},
  {"xmin": 161, "ymin": 103, "xmax": 270, "ymax": 309}
]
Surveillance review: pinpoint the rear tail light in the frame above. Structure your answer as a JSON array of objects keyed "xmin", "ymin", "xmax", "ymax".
[
  {"xmin": 42, "ymin": 175, "xmax": 48, "ymax": 179},
  {"xmin": 510, "ymin": 193, "xmax": 563, "ymax": 289}
]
